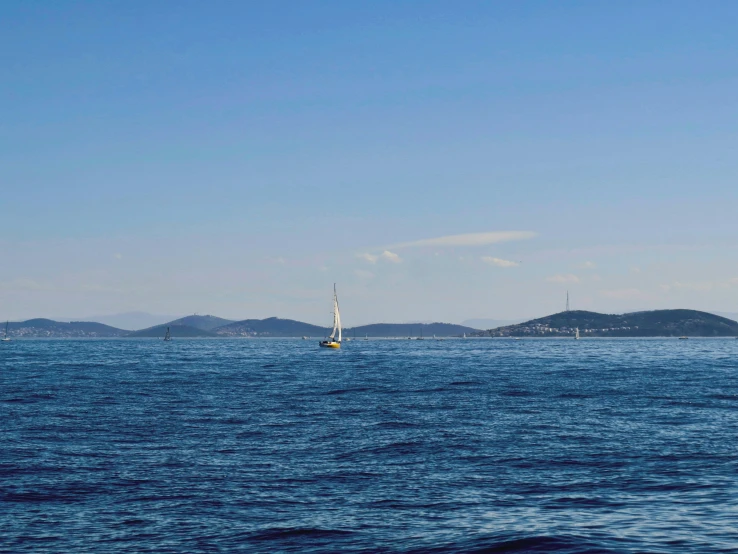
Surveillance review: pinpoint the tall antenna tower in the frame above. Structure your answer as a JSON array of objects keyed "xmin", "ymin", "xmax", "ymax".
[{"xmin": 566, "ymin": 290, "xmax": 570, "ymax": 312}]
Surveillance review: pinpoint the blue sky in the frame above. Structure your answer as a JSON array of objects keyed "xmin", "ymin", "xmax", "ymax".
[{"xmin": 2, "ymin": 1, "xmax": 738, "ymax": 324}]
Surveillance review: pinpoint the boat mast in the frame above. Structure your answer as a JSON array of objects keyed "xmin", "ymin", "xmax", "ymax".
[{"xmin": 335, "ymin": 284, "xmax": 342, "ymax": 342}]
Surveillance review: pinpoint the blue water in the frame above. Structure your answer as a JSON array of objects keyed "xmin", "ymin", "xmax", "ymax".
[{"xmin": 2, "ymin": 338, "xmax": 738, "ymax": 553}]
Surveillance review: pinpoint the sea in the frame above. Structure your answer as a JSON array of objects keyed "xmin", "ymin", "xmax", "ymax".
[{"xmin": 1, "ymin": 338, "xmax": 737, "ymax": 553}]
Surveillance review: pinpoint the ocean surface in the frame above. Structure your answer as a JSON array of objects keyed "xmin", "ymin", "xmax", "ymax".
[{"xmin": 1, "ymin": 338, "xmax": 737, "ymax": 553}]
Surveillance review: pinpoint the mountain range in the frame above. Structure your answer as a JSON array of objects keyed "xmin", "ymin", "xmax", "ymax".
[
  {"xmin": 128, "ymin": 316, "xmax": 479, "ymax": 338},
  {"xmin": 3, "ymin": 310, "xmax": 737, "ymax": 339}
]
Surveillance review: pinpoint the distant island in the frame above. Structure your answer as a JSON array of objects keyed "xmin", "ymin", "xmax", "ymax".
[
  {"xmin": 0, "ymin": 315, "xmax": 479, "ymax": 339},
  {"xmin": 474, "ymin": 309, "xmax": 738, "ymax": 338}
]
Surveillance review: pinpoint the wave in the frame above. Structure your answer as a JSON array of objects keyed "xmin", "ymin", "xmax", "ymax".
[
  {"xmin": 406, "ymin": 534, "xmax": 624, "ymax": 553},
  {"xmin": 247, "ymin": 527, "xmax": 354, "ymax": 542},
  {"xmin": 325, "ymin": 387, "xmax": 374, "ymax": 395}
]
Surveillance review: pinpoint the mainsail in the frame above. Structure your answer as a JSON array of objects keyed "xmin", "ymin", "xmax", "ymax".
[{"xmin": 329, "ymin": 284, "xmax": 342, "ymax": 342}]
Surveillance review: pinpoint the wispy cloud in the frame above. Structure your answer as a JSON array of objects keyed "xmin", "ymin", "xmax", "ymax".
[
  {"xmin": 380, "ymin": 250, "xmax": 402, "ymax": 263},
  {"xmin": 354, "ymin": 269, "xmax": 374, "ymax": 280},
  {"xmin": 481, "ymin": 256, "xmax": 519, "ymax": 268},
  {"xmin": 546, "ymin": 274, "xmax": 580, "ymax": 284},
  {"xmin": 391, "ymin": 231, "xmax": 536, "ymax": 249},
  {"xmin": 578, "ymin": 261, "xmax": 596, "ymax": 269},
  {"xmin": 358, "ymin": 253, "xmax": 379, "ymax": 264},
  {"xmin": 0, "ymin": 279, "xmax": 55, "ymax": 291},
  {"xmin": 358, "ymin": 250, "xmax": 402, "ymax": 264},
  {"xmin": 600, "ymin": 288, "xmax": 642, "ymax": 299},
  {"xmin": 659, "ymin": 279, "xmax": 738, "ymax": 292}
]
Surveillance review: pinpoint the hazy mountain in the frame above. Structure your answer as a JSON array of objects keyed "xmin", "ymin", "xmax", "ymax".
[
  {"xmin": 461, "ymin": 318, "xmax": 525, "ymax": 329},
  {"xmin": 167, "ymin": 314, "xmax": 234, "ymax": 331},
  {"xmin": 215, "ymin": 317, "xmax": 329, "ymax": 337},
  {"xmin": 346, "ymin": 322, "xmax": 479, "ymax": 338},
  {"xmin": 65, "ymin": 311, "xmax": 178, "ymax": 331},
  {"xmin": 127, "ymin": 324, "xmax": 218, "ymax": 338},
  {"xmin": 3, "ymin": 319, "xmax": 127, "ymax": 338},
  {"xmin": 479, "ymin": 310, "xmax": 738, "ymax": 337}
]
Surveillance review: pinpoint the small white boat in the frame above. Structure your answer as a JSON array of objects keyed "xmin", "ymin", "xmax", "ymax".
[
  {"xmin": 319, "ymin": 285, "xmax": 342, "ymax": 349},
  {"xmin": 575, "ymin": 327, "xmax": 580, "ymax": 340},
  {"xmin": 1, "ymin": 321, "xmax": 10, "ymax": 342},
  {"xmin": 163, "ymin": 327, "xmax": 172, "ymax": 341}
]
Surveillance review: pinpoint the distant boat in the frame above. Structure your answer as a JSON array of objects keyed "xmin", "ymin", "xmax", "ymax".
[
  {"xmin": 575, "ymin": 327, "xmax": 580, "ymax": 340},
  {"xmin": 679, "ymin": 336, "xmax": 688, "ymax": 340},
  {"xmin": 302, "ymin": 336, "xmax": 308, "ymax": 340},
  {"xmin": 416, "ymin": 327, "xmax": 424, "ymax": 340},
  {"xmin": 1, "ymin": 321, "xmax": 10, "ymax": 342},
  {"xmin": 163, "ymin": 327, "xmax": 172, "ymax": 341},
  {"xmin": 319, "ymin": 284, "xmax": 342, "ymax": 349},
  {"xmin": 463, "ymin": 333, "xmax": 466, "ymax": 339},
  {"xmin": 364, "ymin": 334, "xmax": 368, "ymax": 341}
]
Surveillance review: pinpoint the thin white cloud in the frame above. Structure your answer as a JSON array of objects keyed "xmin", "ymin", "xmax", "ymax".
[
  {"xmin": 0, "ymin": 279, "xmax": 55, "ymax": 291},
  {"xmin": 391, "ymin": 231, "xmax": 536, "ymax": 249},
  {"xmin": 380, "ymin": 250, "xmax": 402, "ymax": 263},
  {"xmin": 358, "ymin": 253, "xmax": 378, "ymax": 264},
  {"xmin": 672, "ymin": 281, "xmax": 714, "ymax": 292},
  {"xmin": 354, "ymin": 269, "xmax": 374, "ymax": 280},
  {"xmin": 481, "ymin": 256, "xmax": 519, "ymax": 268},
  {"xmin": 600, "ymin": 288, "xmax": 642, "ymax": 299},
  {"xmin": 114, "ymin": 253, "xmax": 123, "ymax": 260},
  {"xmin": 358, "ymin": 250, "xmax": 401, "ymax": 264},
  {"xmin": 659, "ymin": 279, "xmax": 738, "ymax": 292},
  {"xmin": 578, "ymin": 261, "xmax": 596, "ymax": 269},
  {"xmin": 546, "ymin": 274, "xmax": 580, "ymax": 284}
]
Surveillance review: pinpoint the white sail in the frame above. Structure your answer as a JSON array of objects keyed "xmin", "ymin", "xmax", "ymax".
[{"xmin": 329, "ymin": 284, "xmax": 341, "ymax": 342}]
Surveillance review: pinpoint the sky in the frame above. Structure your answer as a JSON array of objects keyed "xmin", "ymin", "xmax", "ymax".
[{"xmin": 2, "ymin": 1, "xmax": 738, "ymax": 325}]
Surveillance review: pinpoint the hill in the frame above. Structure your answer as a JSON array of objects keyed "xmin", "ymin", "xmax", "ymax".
[
  {"xmin": 60, "ymin": 311, "xmax": 178, "ymax": 331},
  {"xmin": 214, "ymin": 317, "xmax": 329, "ymax": 337},
  {"xmin": 478, "ymin": 309, "xmax": 738, "ymax": 337},
  {"xmin": 3, "ymin": 319, "xmax": 128, "ymax": 338},
  {"xmin": 347, "ymin": 322, "xmax": 479, "ymax": 338},
  {"xmin": 461, "ymin": 318, "xmax": 522, "ymax": 329},
  {"xmin": 127, "ymin": 324, "xmax": 219, "ymax": 338},
  {"xmin": 167, "ymin": 314, "xmax": 234, "ymax": 331}
]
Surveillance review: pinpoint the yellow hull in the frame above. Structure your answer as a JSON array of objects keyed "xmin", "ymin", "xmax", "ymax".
[{"xmin": 319, "ymin": 341, "xmax": 341, "ymax": 349}]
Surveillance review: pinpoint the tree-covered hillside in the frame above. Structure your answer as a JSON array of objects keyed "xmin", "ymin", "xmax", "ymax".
[{"xmin": 480, "ymin": 310, "xmax": 738, "ymax": 337}]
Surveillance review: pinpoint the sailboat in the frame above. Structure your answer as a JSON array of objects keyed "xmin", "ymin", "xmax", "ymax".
[
  {"xmin": 319, "ymin": 284, "xmax": 342, "ymax": 348},
  {"xmin": 1, "ymin": 321, "xmax": 10, "ymax": 342},
  {"xmin": 575, "ymin": 327, "xmax": 580, "ymax": 340},
  {"xmin": 163, "ymin": 327, "xmax": 172, "ymax": 341}
]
